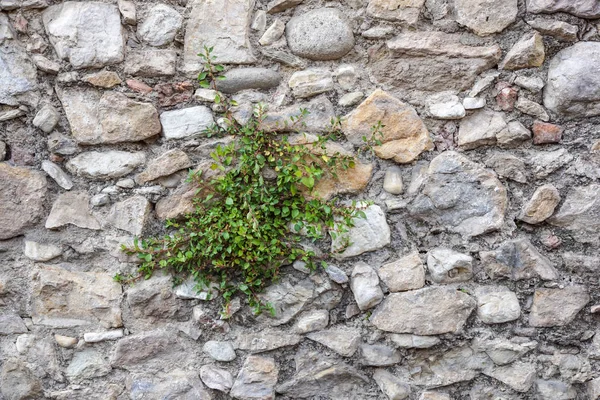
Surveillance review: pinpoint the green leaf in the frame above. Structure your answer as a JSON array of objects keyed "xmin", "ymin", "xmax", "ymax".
[{"xmin": 226, "ymin": 197, "xmax": 234, "ymax": 206}]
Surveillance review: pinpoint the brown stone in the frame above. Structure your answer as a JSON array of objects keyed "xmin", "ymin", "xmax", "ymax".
[
  {"xmin": 82, "ymin": 70, "xmax": 122, "ymax": 88},
  {"xmin": 343, "ymin": 89, "xmax": 433, "ymax": 163},
  {"xmin": 518, "ymin": 184, "xmax": 561, "ymax": 224},
  {"xmin": 155, "ymin": 81, "xmax": 194, "ymax": 107},
  {"xmin": 126, "ymin": 78, "xmax": 153, "ymax": 94},
  {"xmin": 496, "ymin": 83, "xmax": 518, "ymax": 111},
  {"xmin": 532, "ymin": 121, "xmax": 563, "ymax": 144},
  {"xmin": 0, "ymin": 163, "xmax": 47, "ymax": 239}
]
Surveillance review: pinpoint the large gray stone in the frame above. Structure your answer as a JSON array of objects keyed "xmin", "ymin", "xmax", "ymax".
[
  {"xmin": 331, "ymin": 204, "xmax": 391, "ymax": 258},
  {"xmin": 307, "ymin": 326, "xmax": 361, "ymax": 357},
  {"xmin": 350, "ymin": 262, "xmax": 383, "ymax": 311},
  {"xmin": 66, "ymin": 151, "xmax": 146, "ymax": 180},
  {"xmin": 0, "ymin": 164, "xmax": 47, "ymax": 239},
  {"xmin": 259, "ymin": 96, "xmax": 335, "ymax": 133},
  {"xmin": 137, "ymin": 4, "xmax": 182, "ymax": 47},
  {"xmin": 455, "ymin": 0, "xmax": 518, "ymax": 35},
  {"xmin": 126, "ymin": 276, "xmax": 190, "ymax": 322},
  {"xmin": 106, "ymin": 196, "xmax": 150, "ymax": 235},
  {"xmin": 286, "ymin": 8, "xmax": 354, "ymax": 61},
  {"xmin": 66, "ymin": 350, "xmax": 111, "ymax": 382},
  {"xmin": 426, "ymin": 248, "xmax": 473, "ymax": 284},
  {"xmin": 57, "ymin": 88, "xmax": 161, "ymax": 144},
  {"xmin": 183, "ymin": 0, "xmax": 255, "ymax": 71},
  {"xmin": 33, "ymin": 104, "xmax": 59, "ymax": 133},
  {"xmin": 378, "ymin": 251, "xmax": 425, "ymax": 292},
  {"xmin": 458, "ymin": 109, "xmax": 507, "ymax": 149},
  {"xmin": 43, "ymin": 2, "xmax": 125, "ymax": 69},
  {"xmin": 529, "ymin": 286, "xmax": 589, "ymax": 327},
  {"xmin": 46, "ymin": 192, "xmax": 101, "ymax": 230},
  {"xmin": 527, "ymin": 0, "xmax": 600, "ymax": 18},
  {"xmin": 135, "ymin": 149, "xmax": 192, "ymax": 185},
  {"xmin": 111, "ymin": 331, "xmax": 184, "ymax": 369},
  {"xmin": 0, "ymin": 359, "xmax": 42, "ymax": 400},
  {"xmin": 160, "ymin": 106, "xmax": 214, "ymax": 140},
  {"xmin": 548, "ymin": 184, "xmax": 600, "ymax": 244},
  {"xmin": 203, "ymin": 340, "xmax": 236, "ymax": 362},
  {"xmin": 370, "ymin": 31, "xmax": 501, "ymax": 92},
  {"xmin": 230, "ymin": 355, "xmax": 278, "ymax": 400},
  {"xmin": 0, "ymin": 41, "xmax": 37, "ymax": 106},
  {"xmin": 408, "ymin": 152, "xmax": 508, "ymax": 237},
  {"xmin": 544, "ymin": 42, "xmax": 600, "ymax": 118},
  {"xmin": 360, "ymin": 344, "xmax": 401, "ymax": 367},
  {"xmin": 474, "ymin": 286, "xmax": 521, "ymax": 324},
  {"xmin": 370, "ymin": 287, "xmax": 476, "ymax": 335},
  {"xmin": 0, "ymin": 313, "xmax": 27, "ymax": 335},
  {"xmin": 218, "ymin": 68, "xmax": 281, "ymax": 94},
  {"xmin": 24, "ymin": 241, "xmax": 62, "ymax": 262},
  {"xmin": 31, "ymin": 264, "xmax": 122, "ymax": 328}
]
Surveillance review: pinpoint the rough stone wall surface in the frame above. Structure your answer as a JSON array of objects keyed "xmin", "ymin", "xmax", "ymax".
[{"xmin": 1, "ymin": 0, "xmax": 600, "ymax": 399}]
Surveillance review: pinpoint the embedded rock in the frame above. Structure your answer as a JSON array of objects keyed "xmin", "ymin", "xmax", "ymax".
[
  {"xmin": 373, "ymin": 369, "xmax": 410, "ymax": 399},
  {"xmin": 484, "ymin": 362, "xmax": 536, "ymax": 392},
  {"xmin": 230, "ymin": 355, "xmax": 278, "ymax": 400},
  {"xmin": 455, "ymin": 0, "xmax": 518, "ymax": 35},
  {"xmin": 286, "ymin": 8, "xmax": 354, "ymax": 61},
  {"xmin": 426, "ymin": 248, "xmax": 473, "ymax": 284},
  {"xmin": 529, "ymin": 286, "xmax": 589, "ymax": 327},
  {"xmin": 350, "ymin": 262, "xmax": 383, "ymax": 311},
  {"xmin": 0, "ymin": 164, "xmax": 47, "ymax": 239},
  {"xmin": 66, "ymin": 350, "xmax": 111, "ymax": 382},
  {"xmin": 427, "ymin": 92, "xmax": 465, "ymax": 120},
  {"xmin": 518, "ymin": 184, "xmax": 560, "ymax": 224},
  {"xmin": 203, "ymin": 340, "xmax": 236, "ymax": 362},
  {"xmin": 106, "ymin": 196, "xmax": 151, "ymax": 236},
  {"xmin": 236, "ymin": 329, "xmax": 302, "ymax": 353},
  {"xmin": 259, "ymin": 20, "xmax": 285, "ymax": 46},
  {"xmin": 24, "ymin": 241, "xmax": 62, "ymax": 262},
  {"xmin": 389, "ymin": 334, "xmax": 440, "ymax": 349},
  {"xmin": 218, "ymin": 68, "xmax": 281, "ymax": 94},
  {"xmin": 124, "ymin": 50, "xmax": 177, "ymax": 77},
  {"xmin": 0, "ymin": 40, "xmax": 37, "ymax": 106},
  {"xmin": 500, "ymin": 32, "xmax": 545, "ymax": 70},
  {"xmin": 42, "ymin": 160, "xmax": 73, "ymax": 190},
  {"xmin": 43, "ymin": 2, "xmax": 125, "ymax": 69},
  {"xmin": 370, "ymin": 31, "xmax": 501, "ymax": 92},
  {"xmin": 474, "ymin": 286, "xmax": 521, "ymax": 324},
  {"xmin": 378, "ymin": 251, "xmax": 425, "ymax": 292},
  {"xmin": 458, "ymin": 109, "xmax": 507, "ymax": 149},
  {"xmin": 496, "ymin": 120, "xmax": 532, "ymax": 148},
  {"xmin": 111, "ymin": 331, "xmax": 184, "ymax": 369},
  {"xmin": 544, "ymin": 42, "xmax": 600, "ymax": 118},
  {"xmin": 160, "ymin": 106, "xmax": 214, "ymax": 140},
  {"xmin": 66, "ymin": 151, "xmax": 146, "ymax": 180},
  {"xmin": 548, "ymin": 184, "xmax": 600, "ymax": 244},
  {"xmin": 527, "ymin": 0, "xmax": 600, "ymax": 19},
  {"xmin": 126, "ymin": 276, "xmax": 190, "ymax": 322},
  {"xmin": 307, "ymin": 326, "xmax": 361, "ymax": 357},
  {"xmin": 527, "ymin": 19, "xmax": 578, "ymax": 41},
  {"xmin": 383, "ymin": 166, "xmax": 403, "ymax": 194},
  {"xmin": 267, "ymin": 0, "xmax": 303, "ymax": 13},
  {"xmin": 331, "ymin": 204, "xmax": 391, "ymax": 258},
  {"xmin": 31, "ymin": 264, "xmax": 122, "ymax": 328},
  {"xmin": 0, "ymin": 313, "xmax": 27, "ymax": 335},
  {"xmin": 82, "ymin": 70, "xmax": 122, "ymax": 88},
  {"xmin": 360, "ymin": 344, "xmax": 401, "ymax": 366},
  {"xmin": 367, "ymin": 0, "xmax": 425, "ymax": 25},
  {"xmin": 46, "ymin": 191, "xmax": 101, "ymax": 230},
  {"xmin": 260, "ymin": 96, "xmax": 335, "ymax": 133},
  {"xmin": 32, "ymin": 104, "xmax": 59, "ymax": 133},
  {"xmin": 485, "ymin": 153, "xmax": 528, "ymax": 183},
  {"xmin": 183, "ymin": 0, "xmax": 255, "ymax": 71},
  {"xmin": 480, "ymin": 238, "xmax": 558, "ymax": 280},
  {"xmin": 137, "ymin": 4, "xmax": 182, "ymax": 47},
  {"xmin": 370, "ymin": 287, "xmax": 476, "ymax": 335},
  {"xmin": 408, "ymin": 152, "xmax": 508, "ymax": 237},
  {"xmin": 200, "ymin": 365, "xmax": 233, "ymax": 392},
  {"xmin": 313, "ymin": 161, "xmax": 373, "ymax": 200},
  {"xmin": 288, "ymin": 69, "xmax": 334, "ymax": 98},
  {"xmin": 343, "ymin": 89, "xmax": 433, "ymax": 163},
  {"xmin": 293, "ymin": 310, "xmax": 329, "ymax": 334},
  {"xmin": 135, "ymin": 149, "xmax": 192, "ymax": 185},
  {"xmin": 0, "ymin": 359, "xmax": 42, "ymax": 400}
]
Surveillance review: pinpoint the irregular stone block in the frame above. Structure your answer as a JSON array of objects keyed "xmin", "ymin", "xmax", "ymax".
[
  {"xmin": 0, "ymin": 39, "xmax": 37, "ymax": 106},
  {"xmin": 160, "ymin": 106, "xmax": 214, "ymax": 140},
  {"xmin": 218, "ymin": 68, "xmax": 282, "ymax": 94},
  {"xmin": 548, "ymin": 184, "xmax": 600, "ymax": 244},
  {"xmin": 474, "ymin": 286, "xmax": 521, "ymax": 324},
  {"xmin": 230, "ymin": 355, "xmax": 278, "ymax": 400},
  {"xmin": 455, "ymin": 0, "xmax": 518, "ymax": 35},
  {"xmin": 426, "ymin": 248, "xmax": 473, "ymax": 284},
  {"xmin": 331, "ymin": 204, "xmax": 391, "ymax": 259},
  {"xmin": 480, "ymin": 238, "xmax": 558, "ymax": 280},
  {"xmin": 500, "ymin": 32, "xmax": 545, "ymax": 70},
  {"xmin": 288, "ymin": 68, "xmax": 333, "ymax": 98},
  {"xmin": 137, "ymin": 4, "xmax": 182, "ymax": 47},
  {"xmin": 367, "ymin": 0, "xmax": 425, "ymax": 25},
  {"xmin": 350, "ymin": 262, "xmax": 383, "ymax": 311},
  {"xmin": 135, "ymin": 149, "xmax": 192, "ymax": 185},
  {"xmin": 529, "ymin": 286, "xmax": 589, "ymax": 327},
  {"xmin": 378, "ymin": 251, "xmax": 425, "ymax": 292},
  {"xmin": 106, "ymin": 196, "xmax": 151, "ymax": 235},
  {"xmin": 66, "ymin": 151, "xmax": 146, "ymax": 180},
  {"xmin": 527, "ymin": 0, "xmax": 600, "ymax": 19},
  {"xmin": 518, "ymin": 184, "xmax": 560, "ymax": 224},
  {"xmin": 124, "ymin": 50, "xmax": 177, "ymax": 77},
  {"xmin": 46, "ymin": 191, "xmax": 100, "ymax": 230}
]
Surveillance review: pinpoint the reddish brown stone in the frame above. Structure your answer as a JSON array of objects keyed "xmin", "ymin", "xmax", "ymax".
[
  {"xmin": 12, "ymin": 15, "xmax": 28, "ymax": 33},
  {"xmin": 155, "ymin": 81, "xmax": 193, "ymax": 107},
  {"xmin": 496, "ymin": 83, "xmax": 518, "ymax": 111},
  {"xmin": 532, "ymin": 121, "xmax": 563, "ymax": 144},
  {"xmin": 126, "ymin": 79, "xmax": 153, "ymax": 94}
]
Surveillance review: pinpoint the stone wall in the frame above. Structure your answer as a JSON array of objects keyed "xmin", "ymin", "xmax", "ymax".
[{"xmin": 1, "ymin": 0, "xmax": 600, "ymax": 399}]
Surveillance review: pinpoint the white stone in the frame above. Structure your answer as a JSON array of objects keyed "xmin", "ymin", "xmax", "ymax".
[
  {"xmin": 200, "ymin": 365, "xmax": 233, "ymax": 392},
  {"xmin": 339, "ymin": 91, "xmax": 364, "ymax": 107},
  {"xmin": 106, "ymin": 196, "xmax": 150, "ymax": 236},
  {"xmin": 288, "ymin": 69, "xmax": 334, "ymax": 98},
  {"xmin": 66, "ymin": 151, "xmax": 145, "ymax": 180},
  {"xmin": 427, "ymin": 93, "xmax": 466, "ymax": 119},
  {"xmin": 458, "ymin": 109, "xmax": 507, "ymax": 149},
  {"xmin": 137, "ymin": 4, "xmax": 182, "ymax": 46},
  {"xmin": 331, "ymin": 204, "xmax": 391, "ymax": 259},
  {"xmin": 83, "ymin": 329, "xmax": 123, "ymax": 343},
  {"xmin": 46, "ymin": 192, "xmax": 101, "ymax": 230},
  {"xmin": 351, "ymin": 262, "xmax": 384, "ymax": 311},
  {"xmin": 33, "ymin": 104, "xmax": 59, "ymax": 133},
  {"xmin": 160, "ymin": 106, "xmax": 214, "ymax": 140},
  {"xmin": 378, "ymin": 251, "xmax": 425, "ymax": 292},
  {"xmin": 335, "ymin": 65, "xmax": 358, "ymax": 90},
  {"xmin": 427, "ymin": 248, "xmax": 473, "ymax": 284},
  {"xmin": 383, "ymin": 166, "xmax": 403, "ymax": 195},
  {"xmin": 117, "ymin": 0, "xmax": 136, "ymax": 25},
  {"xmin": 24, "ymin": 241, "xmax": 62, "ymax": 262},
  {"xmin": 41, "ymin": 160, "xmax": 73, "ymax": 190},
  {"xmin": 259, "ymin": 19, "xmax": 285, "ymax": 46},
  {"xmin": 514, "ymin": 75, "xmax": 545, "ymax": 92},
  {"xmin": 463, "ymin": 97, "xmax": 486, "ymax": 110},
  {"xmin": 474, "ymin": 286, "xmax": 521, "ymax": 324},
  {"xmin": 203, "ymin": 340, "xmax": 236, "ymax": 362}
]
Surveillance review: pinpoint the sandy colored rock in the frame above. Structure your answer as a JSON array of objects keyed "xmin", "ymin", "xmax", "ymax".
[
  {"xmin": 136, "ymin": 149, "xmax": 192, "ymax": 185},
  {"xmin": 367, "ymin": 0, "xmax": 425, "ymax": 25},
  {"xmin": 518, "ymin": 184, "xmax": 560, "ymax": 224},
  {"xmin": 455, "ymin": 0, "xmax": 518, "ymax": 35},
  {"xmin": 343, "ymin": 89, "xmax": 432, "ymax": 163},
  {"xmin": 82, "ymin": 71, "xmax": 122, "ymax": 88},
  {"xmin": 230, "ymin": 355, "xmax": 278, "ymax": 400},
  {"xmin": 378, "ymin": 251, "xmax": 425, "ymax": 292},
  {"xmin": 500, "ymin": 33, "xmax": 545, "ymax": 70},
  {"xmin": 529, "ymin": 286, "xmax": 589, "ymax": 327}
]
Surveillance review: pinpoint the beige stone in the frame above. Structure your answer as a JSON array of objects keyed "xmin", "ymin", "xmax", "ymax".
[
  {"xmin": 455, "ymin": 0, "xmax": 518, "ymax": 35},
  {"xmin": 518, "ymin": 185, "xmax": 561, "ymax": 224},
  {"xmin": 81, "ymin": 71, "xmax": 122, "ymax": 88},
  {"xmin": 31, "ymin": 265, "xmax": 123, "ymax": 328},
  {"xmin": 378, "ymin": 251, "xmax": 425, "ymax": 292},
  {"xmin": 136, "ymin": 149, "xmax": 193, "ymax": 185},
  {"xmin": 343, "ymin": 89, "xmax": 433, "ymax": 163},
  {"xmin": 367, "ymin": 0, "xmax": 426, "ymax": 25},
  {"xmin": 500, "ymin": 32, "xmax": 545, "ymax": 70}
]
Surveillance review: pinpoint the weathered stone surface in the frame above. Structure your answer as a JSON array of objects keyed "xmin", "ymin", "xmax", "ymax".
[
  {"xmin": 527, "ymin": 0, "xmax": 600, "ymax": 18},
  {"xmin": 33, "ymin": 104, "xmax": 59, "ymax": 133},
  {"xmin": 548, "ymin": 184, "xmax": 600, "ymax": 244},
  {"xmin": 426, "ymin": 248, "xmax": 473, "ymax": 284},
  {"xmin": 307, "ymin": 326, "xmax": 361, "ymax": 357},
  {"xmin": 288, "ymin": 69, "xmax": 333, "ymax": 98},
  {"xmin": 57, "ymin": 88, "xmax": 160, "ymax": 144},
  {"xmin": 389, "ymin": 334, "xmax": 440, "ymax": 349},
  {"xmin": 485, "ymin": 153, "xmax": 528, "ymax": 183},
  {"xmin": 500, "ymin": 32, "xmax": 545, "ymax": 70},
  {"xmin": 137, "ymin": 4, "xmax": 182, "ymax": 47},
  {"xmin": 118, "ymin": 0, "xmax": 136, "ymax": 24},
  {"xmin": 43, "ymin": 2, "xmax": 125, "ymax": 69},
  {"xmin": 203, "ymin": 340, "xmax": 236, "ymax": 362},
  {"xmin": 409, "ymin": 152, "xmax": 508, "ymax": 237},
  {"xmin": 0, "ymin": 41, "xmax": 37, "ymax": 105},
  {"xmin": 286, "ymin": 8, "xmax": 354, "ymax": 61},
  {"xmin": 261, "ymin": 48, "xmax": 307, "ymax": 68},
  {"xmin": 267, "ymin": 0, "xmax": 303, "ymax": 13},
  {"xmin": 527, "ymin": 148, "xmax": 574, "ymax": 179},
  {"xmin": 378, "ymin": 251, "xmax": 425, "ymax": 292},
  {"xmin": 259, "ymin": 19, "xmax": 285, "ymax": 46},
  {"xmin": 313, "ymin": 160, "xmax": 373, "ymax": 201},
  {"xmin": 383, "ymin": 166, "xmax": 403, "ymax": 194},
  {"xmin": 538, "ymin": 379, "xmax": 577, "ymax": 400},
  {"xmin": 293, "ymin": 309, "xmax": 329, "ymax": 334},
  {"xmin": 0, "ymin": 359, "xmax": 42, "ymax": 400},
  {"xmin": 331, "ymin": 204, "xmax": 391, "ymax": 258},
  {"xmin": 367, "ymin": 0, "xmax": 425, "ymax": 24},
  {"xmin": 427, "ymin": 92, "xmax": 465, "ymax": 119},
  {"xmin": 230, "ymin": 355, "xmax": 278, "ymax": 400},
  {"xmin": 24, "ymin": 240, "xmax": 62, "ymax": 262},
  {"xmin": 66, "ymin": 350, "xmax": 111, "ymax": 382},
  {"xmin": 518, "ymin": 184, "xmax": 560, "ymax": 224},
  {"xmin": 0, "ymin": 164, "xmax": 47, "ymax": 239},
  {"xmin": 82, "ymin": 70, "xmax": 122, "ymax": 88},
  {"xmin": 160, "ymin": 106, "xmax": 214, "ymax": 140},
  {"xmin": 350, "ymin": 262, "xmax": 383, "ymax": 311},
  {"xmin": 31, "ymin": 264, "xmax": 122, "ymax": 328},
  {"xmin": 532, "ymin": 121, "xmax": 562, "ymax": 144},
  {"xmin": 260, "ymin": 96, "xmax": 335, "ymax": 133},
  {"xmin": 128, "ymin": 370, "xmax": 212, "ymax": 399},
  {"xmin": 84, "ymin": 330, "xmax": 123, "ymax": 343},
  {"xmin": 200, "ymin": 365, "xmax": 233, "ymax": 392},
  {"xmin": 236, "ymin": 329, "xmax": 302, "ymax": 353},
  {"xmin": 530, "ymin": 286, "xmax": 589, "ymax": 327},
  {"xmin": 127, "ymin": 276, "xmax": 190, "ymax": 322},
  {"xmin": 46, "ymin": 191, "xmax": 100, "ymax": 230},
  {"xmin": 497, "ymin": 120, "xmax": 532, "ymax": 148},
  {"xmin": 183, "ymin": 0, "xmax": 255, "ymax": 71},
  {"xmin": 343, "ymin": 89, "xmax": 433, "ymax": 163},
  {"xmin": 42, "ymin": 160, "xmax": 73, "ymax": 190},
  {"xmin": 474, "ymin": 337, "xmax": 535, "ymax": 366},
  {"xmin": 124, "ymin": 50, "xmax": 177, "ymax": 77},
  {"xmin": 474, "ymin": 286, "xmax": 521, "ymax": 324},
  {"xmin": 544, "ymin": 42, "xmax": 600, "ymax": 118},
  {"xmin": 517, "ymin": 98, "xmax": 550, "ymax": 122},
  {"xmin": 107, "ymin": 196, "xmax": 150, "ymax": 235},
  {"xmin": 371, "ymin": 287, "xmax": 476, "ymax": 335},
  {"xmin": 218, "ymin": 68, "xmax": 281, "ymax": 94},
  {"xmin": 0, "ymin": 313, "xmax": 27, "ymax": 335},
  {"xmin": 66, "ymin": 151, "xmax": 145, "ymax": 180},
  {"xmin": 277, "ymin": 349, "xmax": 369, "ymax": 398},
  {"xmin": 373, "ymin": 369, "xmax": 410, "ymax": 399},
  {"xmin": 360, "ymin": 344, "xmax": 401, "ymax": 366},
  {"xmin": 455, "ymin": 0, "xmax": 518, "ymax": 35},
  {"xmin": 111, "ymin": 331, "xmax": 183, "ymax": 369},
  {"xmin": 458, "ymin": 109, "xmax": 507, "ymax": 149},
  {"xmin": 484, "ymin": 362, "xmax": 536, "ymax": 392},
  {"xmin": 136, "ymin": 149, "xmax": 192, "ymax": 185},
  {"xmin": 515, "ymin": 75, "xmax": 545, "ymax": 92},
  {"xmin": 371, "ymin": 32, "xmax": 501, "ymax": 92},
  {"xmin": 480, "ymin": 238, "xmax": 558, "ymax": 280},
  {"xmin": 527, "ymin": 19, "xmax": 578, "ymax": 42}
]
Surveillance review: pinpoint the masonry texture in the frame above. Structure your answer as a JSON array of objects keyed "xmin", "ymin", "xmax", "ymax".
[{"xmin": 1, "ymin": 0, "xmax": 600, "ymax": 399}]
